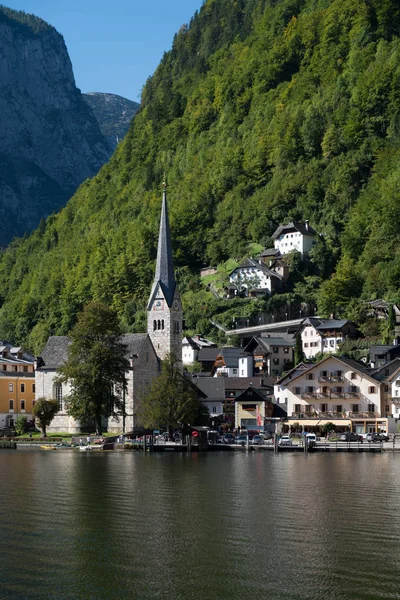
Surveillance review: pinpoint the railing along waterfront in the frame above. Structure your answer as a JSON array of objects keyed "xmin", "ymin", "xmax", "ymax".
[{"xmin": 291, "ymin": 411, "xmax": 379, "ymax": 419}]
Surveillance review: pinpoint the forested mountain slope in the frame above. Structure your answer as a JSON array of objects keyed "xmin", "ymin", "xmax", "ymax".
[{"xmin": 1, "ymin": 0, "xmax": 400, "ymax": 352}]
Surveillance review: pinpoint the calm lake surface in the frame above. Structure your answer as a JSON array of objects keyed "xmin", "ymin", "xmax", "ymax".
[{"xmin": 1, "ymin": 450, "xmax": 400, "ymax": 600}]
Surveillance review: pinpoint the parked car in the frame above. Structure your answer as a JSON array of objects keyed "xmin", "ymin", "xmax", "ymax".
[
  {"xmin": 340, "ymin": 432, "xmax": 363, "ymax": 443},
  {"xmin": 305, "ymin": 433, "xmax": 317, "ymax": 447},
  {"xmin": 366, "ymin": 433, "xmax": 389, "ymax": 442},
  {"xmin": 278, "ymin": 435, "xmax": 292, "ymax": 446},
  {"xmin": 251, "ymin": 435, "xmax": 264, "ymax": 445},
  {"xmin": 222, "ymin": 433, "xmax": 235, "ymax": 444},
  {"xmin": 235, "ymin": 434, "xmax": 248, "ymax": 445}
]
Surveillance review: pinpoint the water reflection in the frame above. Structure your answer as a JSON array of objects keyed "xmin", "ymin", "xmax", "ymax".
[{"xmin": 0, "ymin": 451, "xmax": 400, "ymax": 599}]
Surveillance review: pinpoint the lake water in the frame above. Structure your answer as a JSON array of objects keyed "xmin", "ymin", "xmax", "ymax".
[{"xmin": 1, "ymin": 450, "xmax": 400, "ymax": 600}]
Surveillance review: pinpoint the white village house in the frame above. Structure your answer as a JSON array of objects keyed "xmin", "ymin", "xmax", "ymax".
[
  {"xmin": 272, "ymin": 220, "xmax": 318, "ymax": 256},
  {"xmin": 228, "ymin": 258, "xmax": 283, "ymax": 295},
  {"xmin": 297, "ymin": 317, "xmax": 359, "ymax": 359},
  {"xmin": 182, "ymin": 335, "xmax": 217, "ymax": 365}
]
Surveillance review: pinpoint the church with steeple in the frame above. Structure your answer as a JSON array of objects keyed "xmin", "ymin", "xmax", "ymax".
[{"xmin": 36, "ymin": 185, "xmax": 183, "ymax": 434}]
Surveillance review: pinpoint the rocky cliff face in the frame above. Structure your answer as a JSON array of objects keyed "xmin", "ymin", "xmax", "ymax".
[
  {"xmin": 83, "ymin": 93, "xmax": 139, "ymax": 152},
  {"xmin": 0, "ymin": 8, "xmax": 110, "ymax": 244}
]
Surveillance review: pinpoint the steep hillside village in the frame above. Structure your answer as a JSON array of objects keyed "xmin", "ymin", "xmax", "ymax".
[{"xmin": 1, "ymin": 207, "xmax": 398, "ymax": 439}]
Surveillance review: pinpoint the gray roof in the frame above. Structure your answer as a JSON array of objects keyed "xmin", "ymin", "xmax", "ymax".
[
  {"xmin": 215, "ymin": 347, "xmax": 246, "ymax": 368},
  {"xmin": 260, "ymin": 248, "xmax": 280, "ymax": 257},
  {"xmin": 122, "ymin": 333, "xmax": 149, "ymax": 357},
  {"xmin": 224, "ymin": 376, "xmax": 275, "ymax": 391},
  {"xmin": 182, "ymin": 336, "xmax": 217, "ymax": 350},
  {"xmin": 148, "ymin": 189, "xmax": 176, "ymax": 308},
  {"xmin": 189, "ymin": 375, "xmax": 275, "ymax": 396},
  {"xmin": 229, "ymin": 258, "xmax": 283, "ymax": 280},
  {"xmin": 257, "ymin": 336, "xmax": 294, "ymax": 348},
  {"xmin": 39, "ymin": 336, "xmax": 70, "ymax": 369},
  {"xmin": 198, "ymin": 347, "xmax": 220, "ymax": 362},
  {"xmin": 39, "ymin": 333, "xmax": 150, "ymax": 369},
  {"xmin": 193, "ymin": 378, "xmax": 225, "ymax": 401},
  {"xmin": 300, "ymin": 317, "xmax": 350, "ymax": 332},
  {"xmin": 272, "ymin": 221, "xmax": 318, "ymax": 239}
]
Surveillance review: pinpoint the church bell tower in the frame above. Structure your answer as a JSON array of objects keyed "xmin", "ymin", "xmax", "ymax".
[{"xmin": 147, "ymin": 182, "xmax": 182, "ymax": 363}]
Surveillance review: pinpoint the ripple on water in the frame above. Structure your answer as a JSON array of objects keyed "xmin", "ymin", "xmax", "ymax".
[{"xmin": 1, "ymin": 451, "xmax": 400, "ymax": 600}]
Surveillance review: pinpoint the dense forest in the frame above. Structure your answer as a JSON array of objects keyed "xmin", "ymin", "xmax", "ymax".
[{"xmin": 1, "ymin": 0, "xmax": 400, "ymax": 353}]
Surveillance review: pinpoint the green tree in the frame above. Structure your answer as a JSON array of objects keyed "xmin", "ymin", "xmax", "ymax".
[
  {"xmin": 184, "ymin": 360, "xmax": 202, "ymax": 373},
  {"xmin": 294, "ymin": 334, "xmax": 304, "ymax": 365},
  {"xmin": 57, "ymin": 302, "xmax": 129, "ymax": 434},
  {"xmin": 32, "ymin": 398, "xmax": 58, "ymax": 437},
  {"xmin": 383, "ymin": 304, "xmax": 396, "ymax": 344},
  {"xmin": 322, "ymin": 422, "xmax": 336, "ymax": 435},
  {"xmin": 15, "ymin": 415, "xmax": 27, "ymax": 436},
  {"xmin": 140, "ymin": 354, "xmax": 205, "ymax": 434}
]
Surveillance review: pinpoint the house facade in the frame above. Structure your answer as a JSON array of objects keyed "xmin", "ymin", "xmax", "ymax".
[
  {"xmin": 274, "ymin": 355, "xmax": 396, "ymax": 435},
  {"xmin": 272, "ymin": 221, "xmax": 318, "ymax": 256},
  {"xmin": 244, "ymin": 335, "xmax": 294, "ymax": 376},
  {"xmin": 229, "ymin": 258, "xmax": 283, "ymax": 296},
  {"xmin": 0, "ymin": 344, "xmax": 35, "ymax": 429},
  {"xmin": 298, "ymin": 317, "xmax": 358, "ymax": 359},
  {"xmin": 182, "ymin": 335, "xmax": 217, "ymax": 366}
]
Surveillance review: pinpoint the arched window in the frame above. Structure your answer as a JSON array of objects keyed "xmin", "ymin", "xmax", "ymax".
[
  {"xmin": 54, "ymin": 383, "xmax": 63, "ymax": 411},
  {"xmin": 162, "ymin": 320, "xmax": 164, "ymax": 330},
  {"xmin": 157, "ymin": 320, "xmax": 161, "ymax": 330},
  {"xmin": 153, "ymin": 320, "xmax": 157, "ymax": 331}
]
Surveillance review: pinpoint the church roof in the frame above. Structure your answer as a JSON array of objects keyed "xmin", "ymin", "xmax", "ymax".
[
  {"xmin": 38, "ymin": 333, "xmax": 151, "ymax": 369},
  {"xmin": 148, "ymin": 189, "xmax": 176, "ymax": 308}
]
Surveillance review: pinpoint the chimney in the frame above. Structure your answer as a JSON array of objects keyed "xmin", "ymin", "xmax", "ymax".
[
  {"xmin": 329, "ymin": 314, "xmax": 334, "ymax": 320},
  {"xmin": 305, "ymin": 220, "xmax": 309, "ymax": 231}
]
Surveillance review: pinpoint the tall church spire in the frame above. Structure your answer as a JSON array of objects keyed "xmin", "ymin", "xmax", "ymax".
[
  {"xmin": 147, "ymin": 181, "xmax": 182, "ymax": 364},
  {"xmin": 149, "ymin": 182, "xmax": 176, "ymax": 307}
]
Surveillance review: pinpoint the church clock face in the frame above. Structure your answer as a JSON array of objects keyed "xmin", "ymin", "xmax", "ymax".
[{"xmin": 154, "ymin": 299, "xmax": 164, "ymax": 311}]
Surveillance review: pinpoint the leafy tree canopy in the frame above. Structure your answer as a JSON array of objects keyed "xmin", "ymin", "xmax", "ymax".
[
  {"xmin": 140, "ymin": 354, "xmax": 206, "ymax": 432},
  {"xmin": 57, "ymin": 302, "xmax": 129, "ymax": 434},
  {"xmin": 32, "ymin": 398, "xmax": 58, "ymax": 437}
]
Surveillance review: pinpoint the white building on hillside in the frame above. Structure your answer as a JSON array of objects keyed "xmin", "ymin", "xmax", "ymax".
[
  {"xmin": 229, "ymin": 258, "xmax": 283, "ymax": 296},
  {"xmin": 297, "ymin": 317, "xmax": 358, "ymax": 359},
  {"xmin": 272, "ymin": 221, "xmax": 318, "ymax": 256}
]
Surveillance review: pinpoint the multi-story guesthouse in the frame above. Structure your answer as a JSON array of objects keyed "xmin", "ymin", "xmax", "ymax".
[
  {"xmin": 0, "ymin": 343, "xmax": 35, "ymax": 429},
  {"xmin": 274, "ymin": 355, "xmax": 397, "ymax": 435},
  {"xmin": 36, "ymin": 186, "xmax": 183, "ymax": 433}
]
